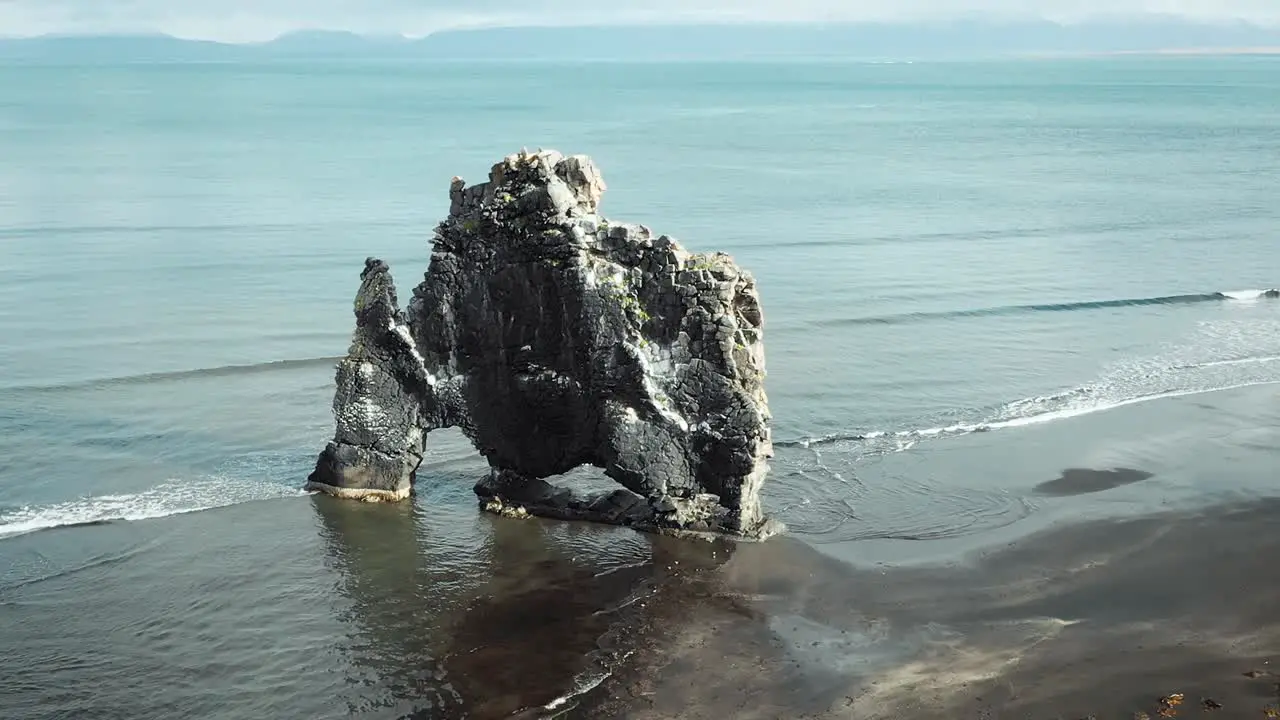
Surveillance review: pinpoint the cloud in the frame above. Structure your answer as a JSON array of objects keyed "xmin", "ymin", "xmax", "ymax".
[{"xmin": 2, "ymin": 0, "xmax": 1278, "ymax": 42}]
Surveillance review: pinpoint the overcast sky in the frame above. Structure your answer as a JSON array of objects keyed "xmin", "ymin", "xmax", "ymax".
[{"xmin": 2, "ymin": 0, "xmax": 1278, "ymax": 42}]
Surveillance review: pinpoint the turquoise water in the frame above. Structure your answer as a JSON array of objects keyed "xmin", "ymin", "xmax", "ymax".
[{"xmin": 2, "ymin": 57, "xmax": 1280, "ymax": 717}]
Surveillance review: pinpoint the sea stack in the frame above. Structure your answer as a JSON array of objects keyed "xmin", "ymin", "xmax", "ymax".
[{"xmin": 306, "ymin": 149, "xmax": 777, "ymax": 538}]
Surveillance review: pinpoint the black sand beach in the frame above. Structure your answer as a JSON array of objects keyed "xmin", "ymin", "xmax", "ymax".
[
  {"xmin": 3, "ymin": 387, "xmax": 1278, "ymax": 720},
  {"xmin": 574, "ymin": 499, "xmax": 1280, "ymax": 719},
  {"xmin": 570, "ymin": 386, "xmax": 1280, "ymax": 719},
  {"xmin": 369, "ymin": 386, "xmax": 1280, "ymax": 720}
]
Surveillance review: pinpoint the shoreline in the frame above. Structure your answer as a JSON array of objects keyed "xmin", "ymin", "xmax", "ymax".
[
  {"xmin": 576, "ymin": 496, "xmax": 1280, "ymax": 719},
  {"xmin": 781, "ymin": 380, "xmax": 1280, "ymax": 568},
  {"xmin": 3, "ymin": 380, "xmax": 1278, "ymax": 720},
  {"xmin": 569, "ymin": 382, "xmax": 1280, "ymax": 718},
  {"xmin": 2, "ymin": 380, "xmax": 1277, "ymax": 719}
]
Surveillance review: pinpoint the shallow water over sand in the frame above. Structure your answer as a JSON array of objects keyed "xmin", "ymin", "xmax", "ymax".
[{"xmin": 3, "ymin": 388, "xmax": 1279, "ymax": 719}]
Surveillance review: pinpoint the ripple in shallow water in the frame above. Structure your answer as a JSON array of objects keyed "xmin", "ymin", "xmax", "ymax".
[{"xmin": 765, "ymin": 446, "xmax": 1038, "ymax": 545}]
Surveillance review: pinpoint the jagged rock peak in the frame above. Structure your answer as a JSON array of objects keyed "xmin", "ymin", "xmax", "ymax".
[{"xmin": 307, "ymin": 149, "xmax": 779, "ymax": 539}]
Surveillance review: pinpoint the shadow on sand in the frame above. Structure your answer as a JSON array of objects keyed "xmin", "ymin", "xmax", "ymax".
[{"xmin": 1033, "ymin": 466, "xmax": 1155, "ymax": 497}]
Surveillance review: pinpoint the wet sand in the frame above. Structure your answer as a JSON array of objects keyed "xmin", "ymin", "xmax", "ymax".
[{"xmin": 573, "ymin": 498, "xmax": 1280, "ymax": 719}]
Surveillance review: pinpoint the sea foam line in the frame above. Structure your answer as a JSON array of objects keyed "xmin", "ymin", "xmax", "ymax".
[
  {"xmin": 1219, "ymin": 289, "xmax": 1279, "ymax": 301},
  {"xmin": 816, "ymin": 288, "xmax": 1278, "ymax": 327},
  {"xmin": 1175, "ymin": 354, "xmax": 1280, "ymax": 370},
  {"xmin": 542, "ymin": 654, "xmax": 633, "ymax": 715},
  {"xmin": 782, "ymin": 379, "xmax": 1280, "ymax": 450},
  {"xmin": 0, "ymin": 478, "xmax": 311, "ymax": 540}
]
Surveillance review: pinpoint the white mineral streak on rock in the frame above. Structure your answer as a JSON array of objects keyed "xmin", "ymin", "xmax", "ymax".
[
  {"xmin": 636, "ymin": 340, "xmax": 688, "ymax": 432},
  {"xmin": 632, "ymin": 342, "xmax": 690, "ymax": 433},
  {"xmin": 387, "ymin": 317, "xmax": 436, "ymax": 386}
]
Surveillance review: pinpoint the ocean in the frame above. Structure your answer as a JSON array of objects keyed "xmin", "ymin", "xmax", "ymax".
[{"xmin": 2, "ymin": 57, "xmax": 1279, "ymax": 719}]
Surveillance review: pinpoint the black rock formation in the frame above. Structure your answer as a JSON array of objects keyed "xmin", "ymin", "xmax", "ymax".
[{"xmin": 306, "ymin": 149, "xmax": 778, "ymax": 538}]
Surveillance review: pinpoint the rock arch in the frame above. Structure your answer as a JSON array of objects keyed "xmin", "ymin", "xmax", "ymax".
[{"xmin": 306, "ymin": 150, "xmax": 777, "ymax": 538}]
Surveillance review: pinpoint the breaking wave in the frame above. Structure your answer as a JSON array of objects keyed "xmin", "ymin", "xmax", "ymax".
[
  {"xmin": 778, "ymin": 317, "xmax": 1280, "ymax": 456},
  {"xmin": 766, "ymin": 308, "xmax": 1280, "ymax": 544},
  {"xmin": 780, "ymin": 379, "xmax": 1280, "ymax": 454},
  {"xmin": 0, "ymin": 465, "xmax": 312, "ymax": 540},
  {"xmin": 817, "ymin": 288, "xmax": 1278, "ymax": 327},
  {"xmin": 542, "ymin": 669, "xmax": 616, "ymax": 714}
]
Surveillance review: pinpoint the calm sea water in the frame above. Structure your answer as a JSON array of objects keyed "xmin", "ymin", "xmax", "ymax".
[{"xmin": 2, "ymin": 57, "xmax": 1280, "ymax": 718}]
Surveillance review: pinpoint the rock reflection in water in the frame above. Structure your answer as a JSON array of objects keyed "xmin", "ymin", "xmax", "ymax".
[
  {"xmin": 311, "ymin": 491, "xmax": 740, "ymax": 719},
  {"xmin": 313, "ymin": 493, "xmax": 467, "ymax": 716}
]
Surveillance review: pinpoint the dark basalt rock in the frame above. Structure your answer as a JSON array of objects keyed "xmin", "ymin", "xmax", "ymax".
[{"xmin": 306, "ymin": 149, "xmax": 779, "ymax": 538}]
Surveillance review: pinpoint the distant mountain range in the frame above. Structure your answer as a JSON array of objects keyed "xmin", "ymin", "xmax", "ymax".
[{"xmin": 3, "ymin": 19, "xmax": 1280, "ymax": 62}]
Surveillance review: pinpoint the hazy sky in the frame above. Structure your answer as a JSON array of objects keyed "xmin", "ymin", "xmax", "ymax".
[{"xmin": 2, "ymin": 0, "xmax": 1279, "ymax": 42}]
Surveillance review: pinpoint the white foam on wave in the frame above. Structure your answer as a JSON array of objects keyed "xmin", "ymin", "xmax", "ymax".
[
  {"xmin": 1221, "ymin": 288, "xmax": 1276, "ymax": 301},
  {"xmin": 844, "ymin": 379, "xmax": 1280, "ymax": 448},
  {"xmin": 542, "ymin": 661, "xmax": 627, "ymax": 712},
  {"xmin": 0, "ymin": 476, "xmax": 311, "ymax": 540},
  {"xmin": 791, "ymin": 314, "xmax": 1280, "ymax": 454},
  {"xmin": 1176, "ymin": 354, "xmax": 1280, "ymax": 370},
  {"xmin": 989, "ymin": 380, "xmax": 1280, "ymax": 430}
]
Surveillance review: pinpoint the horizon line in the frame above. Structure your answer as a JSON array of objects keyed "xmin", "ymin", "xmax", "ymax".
[{"xmin": 3, "ymin": 14, "xmax": 1280, "ymax": 46}]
